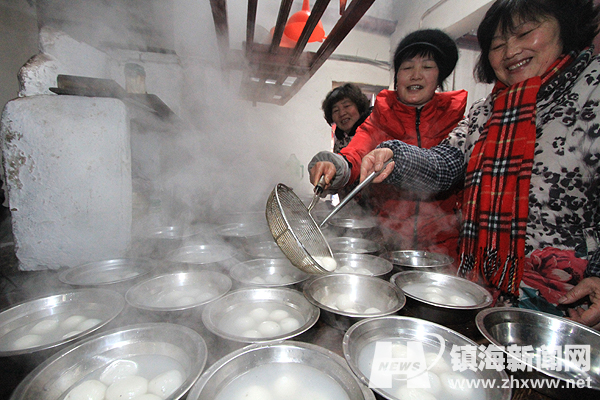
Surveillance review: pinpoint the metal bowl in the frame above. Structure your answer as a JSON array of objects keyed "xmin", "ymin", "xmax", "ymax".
[
  {"xmin": 58, "ymin": 258, "xmax": 155, "ymax": 293},
  {"xmin": 388, "ymin": 250, "xmax": 454, "ymax": 273},
  {"xmin": 324, "ymin": 216, "xmax": 380, "ymax": 238},
  {"xmin": 10, "ymin": 322, "xmax": 207, "ymax": 400},
  {"xmin": 126, "ymin": 270, "xmax": 232, "ymax": 312},
  {"xmin": 136, "ymin": 224, "xmax": 196, "ymax": 259},
  {"xmin": 343, "ymin": 316, "xmax": 511, "ymax": 400},
  {"xmin": 303, "ymin": 274, "xmax": 405, "ymax": 331},
  {"xmin": 391, "ymin": 271, "xmax": 492, "ymax": 325},
  {"xmin": 202, "ymin": 287, "xmax": 319, "ymax": 344},
  {"xmin": 333, "ymin": 253, "xmax": 393, "ymax": 277},
  {"xmin": 229, "ymin": 258, "xmax": 310, "ymax": 288},
  {"xmin": 215, "ymin": 221, "xmax": 271, "ymax": 247},
  {"xmin": 476, "ymin": 307, "xmax": 600, "ymax": 399},
  {"xmin": 167, "ymin": 244, "xmax": 237, "ymax": 272},
  {"xmin": 187, "ymin": 340, "xmax": 374, "ymax": 400},
  {"xmin": 243, "ymin": 240, "xmax": 286, "ymax": 259},
  {"xmin": 0, "ymin": 289, "xmax": 124, "ymax": 357},
  {"xmin": 329, "ymin": 237, "xmax": 382, "ymax": 255}
]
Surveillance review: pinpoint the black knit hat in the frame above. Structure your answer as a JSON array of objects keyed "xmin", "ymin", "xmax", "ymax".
[{"xmin": 393, "ymin": 29, "xmax": 459, "ymax": 88}]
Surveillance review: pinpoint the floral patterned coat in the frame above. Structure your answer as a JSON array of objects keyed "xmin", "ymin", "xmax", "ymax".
[{"xmin": 445, "ymin": 49, "xmax": 600, "ymax": 268}]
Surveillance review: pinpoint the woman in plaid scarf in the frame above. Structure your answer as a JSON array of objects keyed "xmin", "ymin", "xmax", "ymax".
[{"xmin": 362, "ymin": 0, "xmax": 600, "ymax": 328}]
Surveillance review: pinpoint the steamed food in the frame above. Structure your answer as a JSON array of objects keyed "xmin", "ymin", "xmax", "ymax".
[
  {"xmin": 401, "ymin": 283, "xmax": 477, "ymax": 306},
  {"xmin": 63, "ymin": 356, "xmax": 185, "ymax": 400},
  {"xmin": 0, "ymin": 313, "xmax": 103, "ymax": 352}
]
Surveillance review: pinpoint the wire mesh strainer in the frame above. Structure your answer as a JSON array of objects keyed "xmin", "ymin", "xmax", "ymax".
[
  {"xmin": 266, "ymin": 184, "xmax": 333, "ymax": 274},
  {"xmin": 266, "ymin": 160, "xmax": 392, "ymax": 274}
]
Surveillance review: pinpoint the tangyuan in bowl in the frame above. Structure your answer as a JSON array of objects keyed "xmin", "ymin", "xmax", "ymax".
[
  {"xmin": 343, "ymin": 316, "xmax": 511, "ymax": 400},
  {"xmin": 389, "ymin": 250, "xmax": 454, "ymax": 273},
  {"xmin": 333, "ymin": 253, "xmax": 393, "ymax": 277},
  {"xmin": 229, "ymin": 258, "xmax": 309, "ymax": 288},
  {"xmin": 187, "ymin": 340, "xmax": 374, "ymax": 400},
  {"xmin": 126, "ymin": 270, "xmax": 232, "ymax": 311},
  {"xmin": 0, "ymin": 289, "xmax": 124, "ymax": 357},
  {"xmin": 202, "ymin": 287, "xmax": 319, "ymax": 343},
  {"xmin": 329, "ymin": 237, "xmax": 382, "ymax": 255},
  {"xmin": 303, "ymin": 274, "xmax": 405, "ymax": 331},
  {"xmin": 10, "ymin": 322, "xmax": 207, "ymax": 400},
  {"xmin": 391, "ymin": 271, "xmax": 492, "ymax": 325},
  {"xmin": 59, "ymin": 258, "xmax": 155, "ymax": 292}
]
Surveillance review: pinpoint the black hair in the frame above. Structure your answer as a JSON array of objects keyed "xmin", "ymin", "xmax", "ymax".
[
  {"xmin": 393, "ymin": 29, "xmax": 459, "ymax": 90},
  {"xmin": 321, "ymin": 83, "xmax": 370, "ymax": 126},
  {"xmin": 475, "ymin": 0, "xmax": 600, "ymax": 83}
]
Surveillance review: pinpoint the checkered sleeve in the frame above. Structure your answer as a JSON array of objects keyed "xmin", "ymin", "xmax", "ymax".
[
  {"xmin": 377, "ymin": 141, "xmax": 465, "ymax": 192},
  {"xmin": 585, "ymin": 249, "xmax": 600, "ymax": 277}
]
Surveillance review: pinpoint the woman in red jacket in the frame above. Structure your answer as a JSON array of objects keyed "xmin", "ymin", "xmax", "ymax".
[{"xmin": 309, "ymin": 29, "xmax": 467, "ymax": 263}]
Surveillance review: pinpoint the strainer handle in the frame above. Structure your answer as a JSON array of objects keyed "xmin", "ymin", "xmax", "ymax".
[{"xmin": 319, "ymin": 159, "xmax": 392, "ymax": 227}]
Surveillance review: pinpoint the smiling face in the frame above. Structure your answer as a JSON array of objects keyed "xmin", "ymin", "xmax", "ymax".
[
  {"xmin": 395, "ymin": 54, "xmax": 439, "ymax": 106},
  {"xmin": 331, "ymin": 98, "xmax": 361, "ymax": 133},
  {"xmin": 488, "ymin": 16, "xmax": 563, "ymax": 86}
]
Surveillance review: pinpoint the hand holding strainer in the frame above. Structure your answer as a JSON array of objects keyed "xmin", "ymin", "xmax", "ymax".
[{"xmin": 266, "ymin": 160, "xmax": 392, "ymax": 274}]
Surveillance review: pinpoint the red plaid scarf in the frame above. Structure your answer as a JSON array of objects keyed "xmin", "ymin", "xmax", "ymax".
[{"xmin": 458, "ymin": 54, "xmax": 573, "ymax": 295}]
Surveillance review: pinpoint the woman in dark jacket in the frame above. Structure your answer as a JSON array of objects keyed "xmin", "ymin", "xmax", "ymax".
[{"xmin": 321, "ymin": 83, "xmax": 372, "ymax": 153}]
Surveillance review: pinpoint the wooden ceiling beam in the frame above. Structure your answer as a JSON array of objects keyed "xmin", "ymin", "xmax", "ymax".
[
  {"xmin": 209, "ymin": 0, "xmax": 229, "ymax": 56},
  {"xmin": 246, "ymin": 0, "xmax": 258, "ymax": 51},
  {"xmin": 290, "ymin": 0, "xmax": 331, "ymax": 59},
  {"xmin": 269, "ymin": 0, "xmax": 294, "ymax": 53}
]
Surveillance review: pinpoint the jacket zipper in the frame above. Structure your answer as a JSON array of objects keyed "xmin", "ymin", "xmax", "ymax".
[{"xmin": 412, "ymin": 108, "xmax": 422, "ymax": 248}]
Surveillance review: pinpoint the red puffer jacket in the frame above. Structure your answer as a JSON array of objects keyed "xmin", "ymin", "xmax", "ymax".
[{"xmin": 339, "ymin": 89, "xmax": 468, "ymax": 262}]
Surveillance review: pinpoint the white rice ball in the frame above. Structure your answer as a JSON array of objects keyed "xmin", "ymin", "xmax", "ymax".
[
  {"xmin": 249, "ymin": 307, "xmax": 270, "ymax": 322},
  {"xmin": 77, "ymin": 318, "xmax": 102, "ymax": 332},
  {"xmin": 148, "ymin": 369, "xmax": 184, "ymax": 398},
  {"xmin": 60, "ymin": 315, "xmax": 87, "ymax": 331},
  {"xmin": 64, "ymin": 379, "xmax": 106, "ymax": 400},
  {"xmin": 12, "ymin": 334, "xmax": 43, "ymax": 350},
  {"xmin": 258, "ymin": 320, "xmax": 281, "ymax": 336},
  {"xmin": 234, "ymin": 316, "xmax": 256, "ymax": 331},
  {"xmin": 105, "ymin": 375, "xmax": 148, "ymax": 400},
  {"xmin": 269, "ymin": 309, "xmax": 289, "ymax": 321},
  {"xmin": 280, "ymin": 317, "xmax": 301, "ymax": 332},
  {"xmin": 30, "ymin": 318, "xmax": 59, "ymax": 335},
  {"xmin": 99, "ymin": 359, "xmax": 139, "ymax": 385}
]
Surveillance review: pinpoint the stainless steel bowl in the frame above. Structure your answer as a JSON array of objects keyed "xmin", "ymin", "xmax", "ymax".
[
  {"xmin": 325, "ymin": 216, "xmax": 380, "ymax": 238},
  {"xmin": 229, "ymin": 258, "xmax": 310, "ymax": 288},
  {"xmin": 187, "ymin": 340, "xmax": 375, "ymax": 400},
  {"xmin": 167, "ymin": 244, "xmax": 237, "ymax": 272},
  {"xmin": 333, "ymin": 253, "xmax": 393, "ymax": 277},
  {"xmin": 343, "ymin": 316, "xmax": 511, "ymax": 400},
  {"xmin": 58, "ymin": 258, "xmax": 155, "ymax": 293},
  {"xmin": 136, "ymin": 224, "xmax": 193, "ymax": 259},
  {"xmin": 126, "ymin": 270, "xmax": 232, "ymax": 312},
  {"xmin": 243, "ymin": 240, "xmax": 286, "ymax": 259},
  {"xmin": 388, "ymin": 250, "xmax": 454, "ymax": 273},
  {"xmin": 329, "ymin": 237, "xmax": 382, "ymax": 255},
  {"xmin": 0, "ymin": 289, "xmax": 124, "ymax": 357},
  {"xmin": 215, "ymin": 221, "xmax": 271, "ymax": 247},
  {"xmin": 202, "ymin": 287, "xmax": 319, "ymax": 344},
  {"xmin": 476, "ymin": 307, "xmax": 600, "ymax": 399},
  {"xmin": 390, "ymin": 271, "xmax": 493, "ymax": 325},
  {"xmin": 10, "ymin": 322, "xmax": 207, "ymax": 400},
  {"xmin": 303, "ymin": 274, "xmax": 405, "ymax": 331}
]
